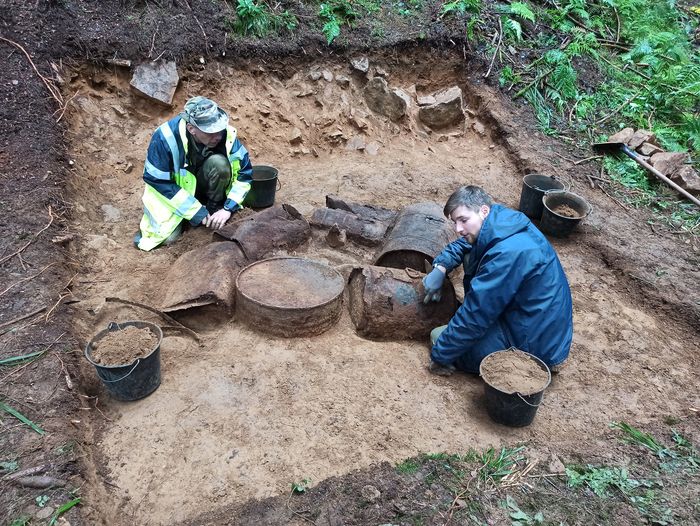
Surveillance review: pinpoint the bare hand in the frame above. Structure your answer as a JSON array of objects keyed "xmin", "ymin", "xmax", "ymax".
[{"xmin": 204, "ymin": 209, "xmax": 232, "ymax": 230}]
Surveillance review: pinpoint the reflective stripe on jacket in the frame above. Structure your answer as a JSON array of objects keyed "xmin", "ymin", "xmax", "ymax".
[{"xmin": 137, "ymin": 116, "xmax": 253, "ymax": 251}]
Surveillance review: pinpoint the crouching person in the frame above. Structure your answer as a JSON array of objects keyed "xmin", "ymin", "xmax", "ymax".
[
  {"xmin": 135, "ymin": 96, "xmax": 253, "ymax": 251},
  {"xmin": 423, "ymin": 185, "xmax": 573, "ymax": 376}
]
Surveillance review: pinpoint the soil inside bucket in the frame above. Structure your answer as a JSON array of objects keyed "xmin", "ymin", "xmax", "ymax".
[
  {"xmin": 551, "ymin": 204, "xmax": 581, "ymax": 218},
  {"xmin": 91, "ymin": 326, "xmax": 159, "ymax": 366},
  {"xmin": 480, "ymin": 350, "xmax": 550, "ymax": 395}
]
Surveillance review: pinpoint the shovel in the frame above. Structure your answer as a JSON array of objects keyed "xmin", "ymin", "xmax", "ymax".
[{"xmin": 592, "ymin": 141, "xmax": 700, "ymax": 207}]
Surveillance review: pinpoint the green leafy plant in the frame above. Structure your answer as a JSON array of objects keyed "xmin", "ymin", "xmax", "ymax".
[
  {"xmin": 49, "ymin": 498, "xmax": 81, "ymax": 526},
  {"xmin": 0, "ymin": 401, "xmax": 45, "ymax": 435},
  {"xmin": 319, "ymin": 0, "xmax": 358, "ymax": 44},
  {"xmin": 229, "ymin": 0, "xmax": 297, "ymax": 38},
  {"xmin": 440, "ymin": 0, "xmax": 481, "ymax": 19},
  {"xmin": 478, "ymin": 446, "xmax": 525, "ymax": 483},
  {"xmin": 502, "ymin": 495, "xmax": 545, "ymax": 526},
  {"xmin": 611, "ymin": 421, "xmax": 671, "ymax": 458},
  {"xmin": 10, "ymin": 517, "xmax": 31, "ymax": 526},
  {"xmin": 396, "ymin": 458, "xmax": 420, "ymax": 474},
  {"xmin": 291, "ymin": 478, "xmax": 311, "ymax": 493},
  {"xmin": 36, "ymin": 495, "xmax": 50, "ymax": 507},
  {"xmin": 0, "ymin": 459, "xmax": 19, "ymax": 473}
]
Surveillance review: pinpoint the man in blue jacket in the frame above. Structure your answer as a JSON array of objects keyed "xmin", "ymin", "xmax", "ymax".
[
  {"xmin": 423, "ymin": 185, "xmax": 573, "ymax": 375},
  {"xmin": 134, "ymin": 96, "xmax": 253, "ymax": 251}
]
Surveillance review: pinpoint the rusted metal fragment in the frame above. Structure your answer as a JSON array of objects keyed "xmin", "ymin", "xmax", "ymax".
[
  {"xmin": 325, "ymin": 195, "xmax": 397, "ymax": 223},
  {"xmin": 214, "ymin": 204, "xmax": 311, "ymax": 261},
  {"xmin": 348, "ymin": 266, "xmax": 458, "ymax": 340},
  {"xmin": 310, "ymin": 207, "xmax": 389, "ymax": 246},
  {"xmin": 160, "ymin": 242, "xmax": 247, "ymax": 313},
  {"xmin": 374, "ymin": 202, "xmax": 457, "ymax": 271}
]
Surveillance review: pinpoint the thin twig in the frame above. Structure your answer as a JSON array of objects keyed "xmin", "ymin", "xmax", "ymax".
[
  {"xmin": 514, "ymin": 68, "xmax": 554, "ymax": 99},
  {"xmin": 595, "ymin": 91, "xmax": 640, "ymax": 125},
  {"xmin": 45, "ymin": 272, "xmax": 77, "ymax": 322},
  {"xmin": 0, "ymin": 263, "xmax": 55, "ymax": 298},
  {"xmin": 105, "ymin": 297, "xmax": 200, "ymax": 341},
  {"xmin": 53, "ymin": 90, "xmax": 80, "ymax": 123},
  {"xmin": 574, "ymin": 155, "xmax": 603, "ymax": 165},
  {"xmin": 0, "ymin": 306, "xmax": 47, "ymax": 331},
  {"xmin": 183, "ymin": 0, "xmax": 209, "ymax": 56},
  {"xmin": 484, "ymin": 18, "xmax": 503, "ymax": 79},
  {"xmin": 0, "ymin": 207, "xmax": 54, "ymax": 265},
  {"xmin": 0, "ymin": 36, "xmax": 62, "ymax": 104}
]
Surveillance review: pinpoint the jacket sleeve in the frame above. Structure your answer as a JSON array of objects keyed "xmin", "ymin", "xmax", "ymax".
[
  {"xmin": 143, "ymin": 129, "xmax": 208, "ymax": 225},
  {"xmin": 430, "ymin": 247, "xmax": 532, "ymax": 365},
  {"xmin": 224, "ymin": 138, "xmax": 253, "ymax": 210},
  {"xmin": 432, "ymin": 238, "xmax": 472, "ymax": 272}
]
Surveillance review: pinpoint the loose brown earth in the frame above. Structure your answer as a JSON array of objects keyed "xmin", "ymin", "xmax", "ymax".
[
  {"xmin": 89, "ymin": 326, "xmax": 160, "ymax": 366},
  {"xmin": 2, "ymin": 3, "xmax": 699, "ymax": 526},
  {"xmin": 551, "ymin": 204, "xmax": 581, "ymax": 218},
  {"xmin": 480, "ymin": 350, "xmax": 550, "ymax": 395}
]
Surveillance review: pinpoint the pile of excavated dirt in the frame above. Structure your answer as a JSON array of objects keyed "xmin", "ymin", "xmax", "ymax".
[
  {"xmin": 90, "ymin": 326, "xmax": 159, "ymax": 365},
  {"xmin": 480, "ymin": 349, "xmax": 550, "ymax": 395}
]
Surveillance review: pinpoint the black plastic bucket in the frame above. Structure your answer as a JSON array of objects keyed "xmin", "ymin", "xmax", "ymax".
[
  {"xmin": 479, "ymin": 349, "xmax": 551, "ymax": 427},
  {"xmin": 244, "ymin": 165, "xmax": 279, "ymax": 208},
  {"xmin": 518, "ymin": 174, "xmax": 565, "ymax": 219},
  {"xmin": 540, "ymin": 190, "xmax": 592, "ymax": 237},
  {"xmin": 85, "ymin": 320, "xmax": 163, "ymax": 401}
]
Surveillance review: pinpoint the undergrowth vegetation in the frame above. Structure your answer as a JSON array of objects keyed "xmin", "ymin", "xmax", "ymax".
[
  {"xmin": 223, "ymin": 0, "xmax": 699, "ymax": 231},
  {"xmin": 386, "ymin": 420, "xmax": 698, "ymax": 524}
]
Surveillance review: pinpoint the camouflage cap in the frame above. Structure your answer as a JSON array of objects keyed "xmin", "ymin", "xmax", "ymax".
[{"xmin": 182, "ymin": 96, "xmax": 229, "ymax": 133}]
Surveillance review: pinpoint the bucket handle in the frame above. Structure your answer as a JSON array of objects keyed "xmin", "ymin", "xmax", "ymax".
[
  {"xmin": 516, "ymin": 392, "xmax": 543, "ymax": 407},
  {"xmin": 277, "ymin": 179, "xmax": 282, "ymax": 191},
  {"xmin": 98, "ymin": 359, "xmax": 140, "ymax": 383}
]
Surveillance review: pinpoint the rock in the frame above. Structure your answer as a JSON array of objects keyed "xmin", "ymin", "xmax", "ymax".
[
  {"xmin": 417, "ymin": 95, "xmax": 436, "ymax": 106},
  {"xmin": 375, "ymin": 67, "xmax": 388, "ymax": 78},
  {"xmin": 366, "ymin": 142, "xmax": 380, "ymax": 156},
  {"xmin": 363, "ymin": 77, "xmax": 408, "ymax": 121},
  {"xmin": 346, "ymin": 136, "xmax": 367, "ymax": 150},
  {"xmin": 35, "ymin": 506, "xmax": 55, "ymax": 520},
  {"xmin": 308, "ymin": 70, "xmax": 322, "ymax": 81},
  {"xmin": 628, "ymin": 129, "xmax": 657, "ymax": 150},
  {"xmin": 547, "ymin": 454, "xmax": 566, "ymax": 474},
  {"xmin": 129, "ymin": 60, "xmax": 179, "ymax": 106},
  {"xmin": 472, "ymin": 120, "xmax": 487, "ymax": 137},
  {"xmin": 124, "ymin": 162, "xmax": 134, "ymax": 174},
  {"xmin": 638, "ymin": 142, "xmax": 662, "ymax": 156},
  {"xmin": 351, "ymin": 57, "xmax": 369, "ymax": 73},
  {"xmin": 649, "ymin": 151, "xmax": 689, "ymax": 176},
  {"xmin": 322, "ymin": 70, "xmax": 334, "ymax": 82},
  {"xmin": 111, "ymin": 104, "xmax": 128, "ymax": 117},
  {"xmin": 361, "ymin": 484, "xmax": 381, "ymax": 503},
  {"xmin": 670, "ymin": 166, "xmax": 700, "ymax": 195},
  {"xmin": 101, "ymin": 204, "xmax": 122, "ymax": 223},
  {"xmin": 288, "ymin": 127, "xmax": 303, "ymax": 145},
  {"xmin": 607, "ymin": 127, "xmax": 634, "ymax": 144},
  {"xmin": 326, "ymin": 224, "xmax": 347, "ymax": 248},
  {"xmin": 418, "ymin": 86, "xmax": 464, "ymax": 129},
  {"xmin": 336, "ymin": 75, "xmax": 350, "ymax": 89}
]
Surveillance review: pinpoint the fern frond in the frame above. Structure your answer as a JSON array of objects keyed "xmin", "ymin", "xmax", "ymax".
[{"xmin": 510, "ymin": 2, "xmax": 536, "ymax": 23}]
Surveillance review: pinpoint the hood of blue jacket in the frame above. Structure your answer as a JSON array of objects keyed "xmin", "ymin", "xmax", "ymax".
[{"xmin": 465, "ymin": 204, "xmax": 531, "ymax": 276}]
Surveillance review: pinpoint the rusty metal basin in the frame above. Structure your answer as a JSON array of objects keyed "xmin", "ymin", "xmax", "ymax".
[{"xmin": 235, "ymin": 257, "xmax": 344, "ymax": 337}]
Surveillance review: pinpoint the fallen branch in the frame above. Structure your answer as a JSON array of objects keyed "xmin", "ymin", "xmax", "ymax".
[
  {"xmin": 514, "ymin": 68, "xmax": 554, "ymax": 99},
  {"xmin": 484, "ymin": 18, "xmax": 503, "ymax": 79},
  {"xmin": 105, "ymin": 297, "xmax": 200, "ymax": 341},
  {"xmin": 0, "ymin": 36, "xmax": 62, "ymax": 105},
  {"xmin": 0, "ymin": 207, "xmax": 54, "ymax": 265},
  {"xmin": 595, "ymin": 91, "xmax": 641, "ymax": 125},
  {"xmin": 0, "ymin": 263, "xmax": 55, "ymax": 298},
  {"xmin": 1, "ymin": 463, "xmax": 51, "ymax": 481},
  {"xmin": 0, "ymin": 306, "xmax": 47, "ymax": 331}
]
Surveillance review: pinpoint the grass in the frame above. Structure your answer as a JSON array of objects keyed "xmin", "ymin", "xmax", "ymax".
[{"xmin": 0, "ymin": 400, "xmax": 45, "ymax": 435}]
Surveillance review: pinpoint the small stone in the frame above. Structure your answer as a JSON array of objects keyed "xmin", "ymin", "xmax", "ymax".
[
  {"xmin": 361, "ymin": 484, "xmax": 381, "ymax": 503},
  {"xmin": 548, "ymin": 454, "xmax": 566, "ymax": 473},
  {"xmin": 366, "ymin": 142, "xmax": 380, "ymax": 156},
  {"xmin": 326, "ymin": 224, "xmax": 347, "ymax": 248},
  {"xmin": 637, "ymin": 142, "xmax": 662, "ymax": 156},
  {"xmin": 35, "ymin": 506, "xmax": 55, "ymax": 520},
  {"xmin": 301, "ymin": 147, "xmax": 311, "ymax": 155},
  {"xmin": 351, "ymin": 57, "xmax": 369, "ymax": 73},
  {"xmin": 336, "ymin": 75, "xmax": 350, "ymax": 89},
  {"xmin": 124, "ymin": 162, "xmax": 134, "ymax": 174},
  {"xmin": 628, "ymin": 129, "xmax": 657, "ymax": 150},
  {"xmin": 322, "ymin": 70, "xmax": 334, "ymax": 82},
  {"xmin": 607, "ymin": 127, "xmax": 635, "ymax": 144},
  {"xmin": 199, "ymin": 57, "xmax": 205, "ymax": 64},
  {"xmin": 472, "ymin": 120, "xmax": 487, "ymax": 137},
  {"xmin": 111, "ymin": 104, "xmax": 128, "ymax": 117},
  {"xmin": 101, "ymin": 204, "xmax": 122, "ymax": 222},
  {"xmin": 11, "ymin": 79, "xmax": 19, "ymax": 85},
  {"xmin": 308, "ymin": 70, "xmax": 322, "ymax": 81},
  {"xmin": 649, "ymin": 151, "xmax": 689, "ymax": 176},
  {"xmin": 417, "ymin": 95, "xmax": 437, "ymax": 106},
  {"xmin": 346, "ymin": 136, "xmax": 367, "ymax": 151},
  {"xmin": 375, "ymin": 67, "xmax": 388, "ymax": 78},
  {"xmin": 288, "ymin": 127, "xmax": 303, "ymax": 145}
]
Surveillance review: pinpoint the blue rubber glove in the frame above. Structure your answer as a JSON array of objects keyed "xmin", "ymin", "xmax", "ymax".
[{"xmin": 422, "ymin": 267, "xmax": 446, "ymax": 304}]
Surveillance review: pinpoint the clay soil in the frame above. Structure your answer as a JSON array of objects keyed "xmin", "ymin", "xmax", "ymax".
[
  {"xmin": 89, "ymin": 326, "xmax": 159, "ymax": 366},
  {"xmin": 480, "ymin": 350, "xmax": 550, "ymax": 395},
  {"xmin": 1, "ymin": 2, "xmax": 699, "ymax": 526},
  {"xmin": 551, "ymin": 204, "xmax": 581, "ymax": 218}
]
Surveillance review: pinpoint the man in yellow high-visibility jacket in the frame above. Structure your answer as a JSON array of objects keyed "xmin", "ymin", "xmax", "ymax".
[{"xmin": 134, "ymin": 96, "xmax": 253, "ymax": 251}]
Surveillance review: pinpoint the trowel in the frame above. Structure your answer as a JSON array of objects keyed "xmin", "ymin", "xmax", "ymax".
[{"xmin": 592, "ymin": 141, "xmax": 700, "ymax": 207}]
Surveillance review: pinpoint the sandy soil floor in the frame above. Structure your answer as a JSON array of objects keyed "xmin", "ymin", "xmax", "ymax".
[{"xmin": 62, "ymin": 57, "xmax": 699, "ymax": 525}]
